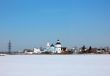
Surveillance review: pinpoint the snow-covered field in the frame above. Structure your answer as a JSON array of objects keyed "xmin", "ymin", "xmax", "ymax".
[{"xmin": 0, "ymin": 55, "xmax": 110, "ymax": 76}]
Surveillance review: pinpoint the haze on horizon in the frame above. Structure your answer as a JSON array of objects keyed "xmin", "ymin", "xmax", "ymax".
[{"xmin": 0, "ymin": 0, "xmax": 110, "ymax": 51}]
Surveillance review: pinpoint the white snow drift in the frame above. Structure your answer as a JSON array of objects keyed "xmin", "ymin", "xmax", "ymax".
[{"xmin": 0, "ymin": 55, "xmax": 110, "ymax": 76}]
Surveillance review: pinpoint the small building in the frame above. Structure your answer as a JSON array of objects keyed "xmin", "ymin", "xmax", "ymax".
[
  {"xmin": 33, "ymin": 48, "xmax": 41, "ymax": 54},
  {"xmin": 96, "ymin": 49, "xmax": 104, "ymax": 54},
  {"xmin": 71, "ymin": 48, "xmax": 79, "ymax": 54},
  {"xmin": 24, "ymin": 48, "xmax": 41, "ymax": 54},
  {"xmin": 24, "ymin": 49, "xmax": 33, "ymax": 54}
]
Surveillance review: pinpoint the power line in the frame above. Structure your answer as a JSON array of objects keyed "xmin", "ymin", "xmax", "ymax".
[{"xmin": 8, "ymin": 40, "xmax": 11, "ymax": 54}]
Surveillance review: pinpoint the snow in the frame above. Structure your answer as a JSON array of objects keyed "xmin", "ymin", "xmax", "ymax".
[{"xmin": 0, "ymin": 55, "xmax": 110, "ymax": 76}]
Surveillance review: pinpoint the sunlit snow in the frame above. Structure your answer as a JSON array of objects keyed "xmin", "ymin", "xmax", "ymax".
[{"xmin": 0, "ymin": 55, "xmax": 110, "ymax": 76}]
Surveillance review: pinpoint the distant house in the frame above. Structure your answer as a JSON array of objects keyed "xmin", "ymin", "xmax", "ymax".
[
  {"xmin": 33, "ymin": 48, "xmax": 41, "ymax": 54},
  {"xmin": 71, "ymin": 47, "xmax": 80, "ymax": 54},
  {"xmin": 24, "ymin": 49, "xmax": 33, "ymax": 54},
  {"xmin": 96, "ymin": 49, "xmax": 104, "ymax": 54},
  {"xmin": 61, "ymin": 47, "xmax": 68, "ymax": 54},
  {"xmin": 24, "ymin": 48, "xmax": 42, "ymax": 54}
]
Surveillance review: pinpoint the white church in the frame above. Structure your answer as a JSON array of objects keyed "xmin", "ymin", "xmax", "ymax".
[{"xmin": 45, "ymin": 40, "xmax": 62, "ymax": 54}]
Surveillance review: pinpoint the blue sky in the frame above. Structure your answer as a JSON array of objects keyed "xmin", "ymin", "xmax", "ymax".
[{"xmin": 0, "ymin": 0, "xmax": 110, "ymax": 51}]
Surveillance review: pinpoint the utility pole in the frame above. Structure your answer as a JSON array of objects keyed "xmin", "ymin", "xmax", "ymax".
[{"xmin": 8, "ymin": 40, "xmax": 11, "ymax": 54}]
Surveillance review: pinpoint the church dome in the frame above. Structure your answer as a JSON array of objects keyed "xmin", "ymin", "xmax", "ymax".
[
  {"xmin": 50, "ymin": 44, "xmax": 54, "ymax": 47},
  {"xmin": 56, "ymin": 40, "xmax": 61, "ymax": 45}
]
